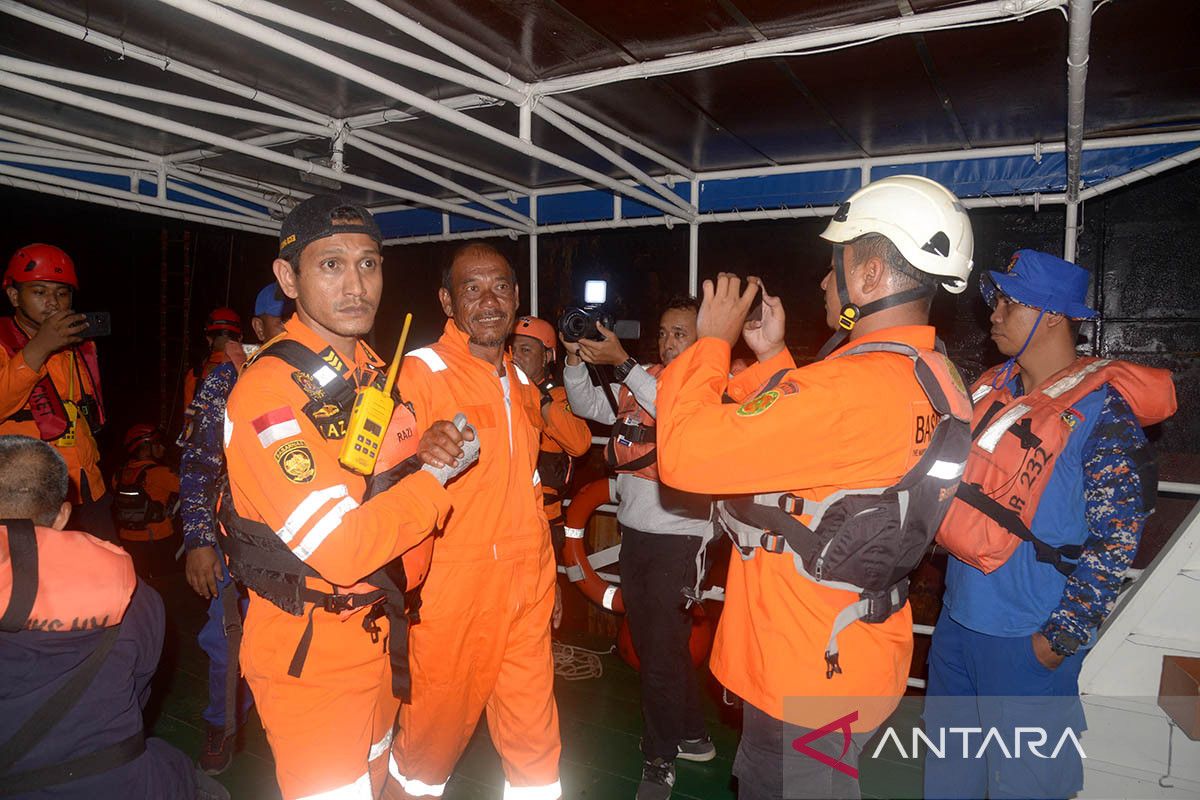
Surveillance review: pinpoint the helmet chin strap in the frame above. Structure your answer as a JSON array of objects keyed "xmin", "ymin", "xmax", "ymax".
[
  {"xmin": 991, "ymin": 306, "xmax": 1047, "ymax": 390},
  {"xmin": 816, "ymin": 245, "xmax": 935, "ymax": 359}
]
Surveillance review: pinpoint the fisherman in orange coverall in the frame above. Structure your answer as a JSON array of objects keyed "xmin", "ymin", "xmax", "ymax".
[
  {"xmin": 223, "ymin": 195, "xmax": 478, "ymax": 800},
  {"xmin": 387, "ymin": 244, "xmax": 561, "ymax": 800},
  {"xmin": 655, "ymin": 176, "xmax": 976, "ymax": 800}
]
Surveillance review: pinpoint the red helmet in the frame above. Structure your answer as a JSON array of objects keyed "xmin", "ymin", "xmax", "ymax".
[
  {"xmin": 124, "ymin": 423, "xmax": 160, "ymax": 453},
  {"xmin": 204, "ymin": 307, "xmax": 242, "ymax": 337},
  {"xmin": 513, "ymin": 316, "xmax": 556, "ymax": 359},
  {"xmin": 5, "ymin": 244, "xmax": 78, "ymax": 289}
]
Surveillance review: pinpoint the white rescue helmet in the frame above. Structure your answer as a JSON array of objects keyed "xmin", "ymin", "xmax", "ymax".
[{"xmin": 820, "ymin": 174, "xmax": 974, "ymax": 294}]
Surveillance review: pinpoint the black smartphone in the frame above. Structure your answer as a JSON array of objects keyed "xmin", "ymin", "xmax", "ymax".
[{"xmin": 79, "ymin": 311, "xmax": 112, "ymax": 338}]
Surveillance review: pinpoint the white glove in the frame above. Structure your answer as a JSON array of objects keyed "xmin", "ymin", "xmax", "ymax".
[{"xmin": 421, "ymin": 413, "xmax": 480, "ymax": 485}]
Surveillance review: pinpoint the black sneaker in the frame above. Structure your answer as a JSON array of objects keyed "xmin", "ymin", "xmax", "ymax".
[
  {"xmin": 636, "ymin": 758, "xmax": 676, "ymax": 800},
  {"xmin": 677, "ymin": 735, "xmax": 716, "ymax": 763},
  {"xmin": 198, "ymin": 725, "xmax": 235, "ymax": 775}
]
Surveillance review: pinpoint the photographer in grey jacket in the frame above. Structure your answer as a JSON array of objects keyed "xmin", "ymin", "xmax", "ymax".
[{"xmin": 562, "ymin": 295, "xmax": 715, "ymax": 800}]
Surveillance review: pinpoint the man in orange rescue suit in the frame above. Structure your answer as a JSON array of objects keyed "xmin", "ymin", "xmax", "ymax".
[
  {"xmin": 223, "ymin": 195, "xmax": 478, "ymax": 800},
  {"xmin": 655, "ymin": 175, "xmax": 976, "ymax": 800},
  {"xmin": 510, "ymin": 316, "xmax": 591, "ymax": 556},
  {"xmin": 0, "ymin": 243, "xmax": 114, "ymax": 542},
  {"xmin": 387, "ymin": 243, "xmax": 562, "ymax": 800}
]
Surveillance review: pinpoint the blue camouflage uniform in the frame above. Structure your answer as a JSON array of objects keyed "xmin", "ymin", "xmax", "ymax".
[{"xmin": 181, "ymin": 360, "xmax": 253, "ymax": 730}]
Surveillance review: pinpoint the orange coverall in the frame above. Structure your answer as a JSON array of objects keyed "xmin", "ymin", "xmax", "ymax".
[
  {"xmin": 657, "ymin": 326, "xmax": 940, "ymax": 732},
  {"xmin": 537, "ymin": 384, "xmax": 591, "ymax": 528},
  {"xmin": 388, "ymin": 319, "xmax": 560, "ymax": 800},
  {"xmin": 0, "ymin": 346, "xmax": 103, "ymax": 503},
  {"xmin": 225, "ymin": 318, "xmax": 451, "ymax": 800},
  {"xmin": 114, "ymin": 459, "xmax": 179, "ymax": 542}
]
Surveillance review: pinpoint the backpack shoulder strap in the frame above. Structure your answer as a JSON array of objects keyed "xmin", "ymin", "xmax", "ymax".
[
  {"xmin": 253, "ymin": 339, "xmax": 356, "ymax": 410},
  {"xmin": 0, "ymin": 621, "xmax": 123, "ymax": 775},
  {"xmin": 0, "ymin": 520, "xmax": 38, "ymax": 632}
]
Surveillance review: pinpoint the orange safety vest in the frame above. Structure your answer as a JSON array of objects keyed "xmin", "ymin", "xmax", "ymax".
[
  {"xmin": 604, "ymin": 363, "xmax": 662, "ymax": 481},
  {"xmin": 1, "ymin": 521, "xmax": 134, "ymax": 633},
  {"xmin": 0, "ymin": 317, "xmax": 106, "ymax": 442},
  {"xmin": 936, "ymin": 357, "xmax": 1176, "ymax": 574}
]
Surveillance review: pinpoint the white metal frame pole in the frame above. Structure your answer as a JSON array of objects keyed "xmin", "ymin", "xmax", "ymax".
[
  {"xmin": 529, "ymin": 195, "xmax": 539, "ymax": 318},
  {"xmin": 337, "ymin": 0, "xmax": 694, "ymax": 180},
  {"xmin": 0, "ymin": 0, "xmax": 327, "ymax": 124},
  {"xmin": 1063, "ymin": 0, "xmax": 1094, "ymax": 262},
  {"xmin": 0, "ymin": 69, "xmax": 532, "ymax": 231},
  {"xmin": 689, "ymin": 179, "xmax": 699, "ymax": 296},
  {"xmin": 0, "ymin": 174, "xmax": 277, "ymax": 235},
  {"xmin": 0, "ymin": 162, "xmax": 278, "ymax": 232},
  {"xmin": 154, "ymin": 0, "xmax": 694, "ymax": 222},
  {"xmin": 532, "ymin": 0, "xmax": 1067, "ymax": 95}
]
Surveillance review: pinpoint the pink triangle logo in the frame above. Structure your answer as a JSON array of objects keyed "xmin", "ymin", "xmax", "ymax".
[{"xmin": 791, "ymin": 710, "xmax": 860, "ymax": 779}]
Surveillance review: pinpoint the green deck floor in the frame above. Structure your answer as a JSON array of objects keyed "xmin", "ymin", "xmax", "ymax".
[{"xmin": 147, "ymin": 576, "xmax": 922, "ymax": 799}]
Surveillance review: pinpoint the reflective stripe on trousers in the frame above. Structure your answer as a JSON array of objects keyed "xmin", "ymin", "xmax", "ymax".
[
  {"xmin": 503, "ymin": 779, "xmax": 562, "ymax": 799},
  {"xmin": 389, "ymin": 753, "xmax": 447, "ymax": 797},
  {"xmin": 295, "ymin": 771, "xmax": 372, "ymax": 800}
]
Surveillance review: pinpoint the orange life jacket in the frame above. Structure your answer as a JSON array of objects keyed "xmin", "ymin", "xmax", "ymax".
[
  {"xmin": 604, "ymin": 363, "xmax": 662, "ymax": 481},
  {"xmin": 1, "ymin": 521, "xmax": 134, "ymax": 633},
  {"xmin": 0, "ymin": 317, "xmax": 106, "ymax": 441},
  {"xmin": 936, "ymin": 357, "xmax": 1176, "ymax": 574}
]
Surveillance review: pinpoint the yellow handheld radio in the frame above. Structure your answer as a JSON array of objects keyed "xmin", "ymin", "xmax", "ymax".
[{"xmin": 338, "ymin": 313, "xmax": 412, "ymax": 475}]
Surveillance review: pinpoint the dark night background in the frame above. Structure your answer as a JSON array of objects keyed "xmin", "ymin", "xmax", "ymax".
[{"xmin": 2, "ymin": 161, "xmax": 1197, "ymax": 481}]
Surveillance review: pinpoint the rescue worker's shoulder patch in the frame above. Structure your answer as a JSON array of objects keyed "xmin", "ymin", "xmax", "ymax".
[
  {"xmin": 274, "ymin": 440, "xmax": 317, "ymax": 483},
  {"xmin": 737, "ymin": 390, "xmax": 780, "ymax": 417}
]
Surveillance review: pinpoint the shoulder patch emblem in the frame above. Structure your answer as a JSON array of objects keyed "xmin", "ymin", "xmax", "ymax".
[
  {"xmin": 291, "ymin": 369, "xmax": 325, "ymax": 401},
  {"xmin": 737, "ymin": 390, "xmax": 780, "ymax": 417},
  {"xmin": 274, "ymin": 440, "xmax": 316, "ymax": 483}
]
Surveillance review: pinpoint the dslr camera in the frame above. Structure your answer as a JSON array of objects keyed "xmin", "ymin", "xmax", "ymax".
[{"xmin": 557, "ymin": 280, "xmax": 640, "ymax": 343}]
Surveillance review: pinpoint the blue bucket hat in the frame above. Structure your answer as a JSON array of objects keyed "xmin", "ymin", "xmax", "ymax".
[
  {"xmin": 254, "ymin": 283, "xmax": 287, "ymax": 318},
  {"xmin": 980, "ymin": 249, "xmax": 1097, "ymax": 320}
]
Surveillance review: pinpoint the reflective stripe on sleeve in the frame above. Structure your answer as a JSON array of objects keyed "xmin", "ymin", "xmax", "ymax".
[
  {"xmin": 292, "ymin": 496, "xmax": 360, "ymax": 561},
  {"xmin": 276, "ymin": 484, "xmax": 350, "ymax": 544}
]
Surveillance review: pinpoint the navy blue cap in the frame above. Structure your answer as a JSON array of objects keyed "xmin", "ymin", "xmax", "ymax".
[
  {"xmin": 981, "ymin": 249, "xmax": 1097, "ymax": 320},
  {"xmin": 254, "ymin": 283, "xmax": 287, "ymax": 317}
]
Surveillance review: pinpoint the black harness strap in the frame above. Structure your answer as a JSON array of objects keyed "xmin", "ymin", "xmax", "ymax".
[
  {"xmin": 954, "ymin": 482, "xmax": 1082, "ymax": 575},
  {"xmin": 0, "ymin": 624, "xmax": 124, "ymax": 777},
  {"xmin": 220, "ymin": 582, "xmax": 243, "ymax": 740},
  {"xmin": 1, "ymin": 519, "xmax": 38, "ymax": 632},
  {"xmin": 0, "ymin": 731, "xmax": 145, "ymax": 796}
]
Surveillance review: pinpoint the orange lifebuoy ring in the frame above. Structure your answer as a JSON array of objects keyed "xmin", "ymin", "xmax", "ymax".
[{"xmin": 562, "ymin": 478, "xmax": 624, "ymax": 613}]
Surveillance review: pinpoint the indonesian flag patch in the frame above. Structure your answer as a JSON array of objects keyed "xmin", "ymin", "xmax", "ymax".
[{"xmin": 251, "ymin": 407, "xmax": 301, "ymax": 448}]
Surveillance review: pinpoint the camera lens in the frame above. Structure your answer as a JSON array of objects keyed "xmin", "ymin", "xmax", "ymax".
[{"xmin": 557, "ymin": 307, "xmax": 589, "ymax": 343}]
